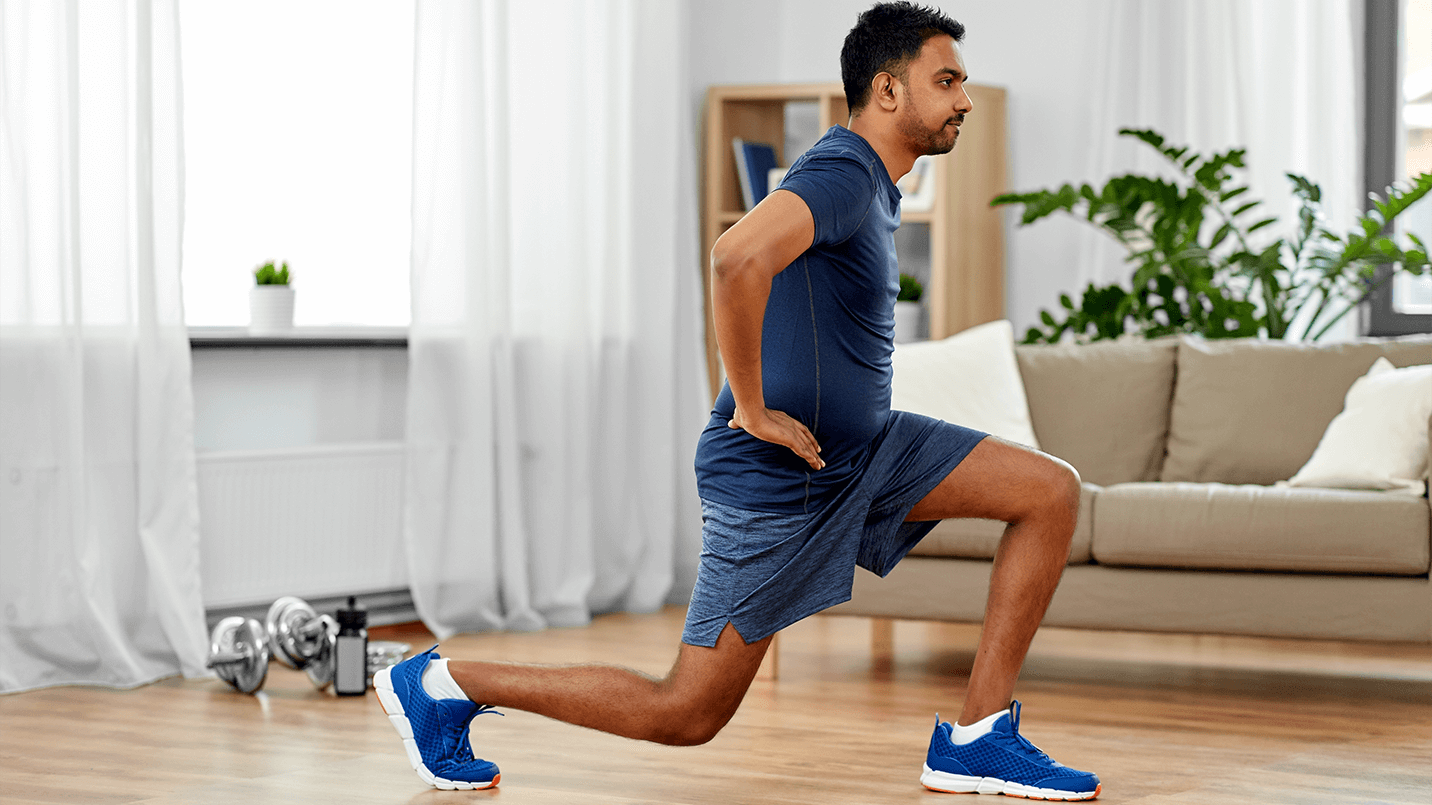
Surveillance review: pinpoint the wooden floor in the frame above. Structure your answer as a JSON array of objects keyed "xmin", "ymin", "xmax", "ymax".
[{"xmin": 2, "ymin": 606, "xmax": 1429, "ymax": 804}]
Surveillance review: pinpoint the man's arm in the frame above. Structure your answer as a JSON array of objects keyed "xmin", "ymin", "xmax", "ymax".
[{"xmin": 710, "ymin": 188, "xmax": 825, "ymax": 470}]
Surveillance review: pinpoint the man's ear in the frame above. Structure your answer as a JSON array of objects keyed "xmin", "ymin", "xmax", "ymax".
[{"xmin": 871, "ymin": 71, "xmax": 900, "ymax": 112}]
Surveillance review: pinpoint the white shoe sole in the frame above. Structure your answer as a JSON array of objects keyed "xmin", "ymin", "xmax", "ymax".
[
  {"xmin": 373, "ymin": 665, "xmax": 500, "ymax": 791},
  {"xmin": 921, "ymin": 763, "xmax": 1099, "ymax": 800}
]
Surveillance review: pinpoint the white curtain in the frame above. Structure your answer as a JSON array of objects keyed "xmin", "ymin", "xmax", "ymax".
[
  {"xmin": 0, "ymin": 0, "xmax": 208, "ymax": 691},
  {"xmin": 1074, "ymin": 0, "xmax": 1360, "ymax": 336},
  {"xmin": 406, "ymin": 0, "xmax": 708, "ymax": 637}
]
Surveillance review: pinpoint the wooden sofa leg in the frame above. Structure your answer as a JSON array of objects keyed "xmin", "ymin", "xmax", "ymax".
[
  {"xmin": 756, "ymin": 633, "xmax": 780, "ymax": 680},
  {"xmin": 872, "ymin": 617, "xmax": 894, "ymax": 662}
]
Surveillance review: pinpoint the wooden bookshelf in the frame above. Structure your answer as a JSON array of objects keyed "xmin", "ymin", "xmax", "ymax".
[{"xmin": 700, "ymin": 82, "xmax": 1007, "ymax": 397}]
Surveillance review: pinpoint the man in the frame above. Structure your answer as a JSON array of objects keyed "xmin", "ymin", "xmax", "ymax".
[{"xmin": 375, "ymin": 3, "xmax": 1101, "ymax": 800}]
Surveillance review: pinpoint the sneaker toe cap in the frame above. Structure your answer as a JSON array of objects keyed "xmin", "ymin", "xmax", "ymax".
[
  {"xmin": 1035, "ymin": 769, "xmax": 1100, "ymax": 792},
  {"xmin": 437, "ymin": 756, "xmax": 500, "ymax": 783}
]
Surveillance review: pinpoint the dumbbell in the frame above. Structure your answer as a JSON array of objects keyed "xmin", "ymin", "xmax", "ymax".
[
  {"xmin": 207, "ymin": 596, "xmax": 336, "ymax": 694},
  {"xmin": 265, "ymin": 595, "xmax": 338, "ymax": 690},
  {"xmin": 207, "ymin": 616, "xmax": 271, "ymax": 694}
]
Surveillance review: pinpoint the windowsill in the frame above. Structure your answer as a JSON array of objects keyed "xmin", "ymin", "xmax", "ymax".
[{"xmin": 188, "ymin": 326, "xmax": 409, "ymax": 348}]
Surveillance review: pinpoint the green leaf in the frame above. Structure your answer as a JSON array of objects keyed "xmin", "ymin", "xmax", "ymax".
[
  {"xmin": 1209, "ymin": 223, "xmax": 1234, "ymax": 249},
  {"xmin": 1119, "ymin": 128, "xmax": 1165, "ymax": 150},
  {"xmin": 1002, "ymin": 136, "xmax": 1427, "ymax": 344}
]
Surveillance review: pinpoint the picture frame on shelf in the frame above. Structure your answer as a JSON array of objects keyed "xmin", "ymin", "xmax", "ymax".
[{"xmin": 897, "ymin": 155, "xmax": 936, "ymax": 213}]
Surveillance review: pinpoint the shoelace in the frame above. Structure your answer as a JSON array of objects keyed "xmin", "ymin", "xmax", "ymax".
[
  {"xmin": 996, "ymin": 700, "xmax": 1058, "ymax": 766},
  {"xmin": 452, "ymin": 704, "xmax": 503, "ymax": 762}
]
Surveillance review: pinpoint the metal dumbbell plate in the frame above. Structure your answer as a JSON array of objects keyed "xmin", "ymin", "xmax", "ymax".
[
  {"xmin": 266, "ymin": 596, "xmax": 328, "ymax": 669},
  {"xmin": 303, "ymin": 615, "xmax": 338, "ymax": 690},
  {"xmin": 208, "ymin": 616, "xmax": 270, "ymax": 694},
  {"xmin": 367, "ymin": 641, "xmax": 410, "ymax": 687}
]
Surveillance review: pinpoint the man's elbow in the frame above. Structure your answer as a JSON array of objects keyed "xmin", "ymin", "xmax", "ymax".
[{"xmin": 710, "ymin": 238, "xmax": 754, "ymax": 285}]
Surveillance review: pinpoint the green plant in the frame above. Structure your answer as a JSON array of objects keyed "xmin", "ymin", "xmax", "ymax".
[
  {"xmin": 254, "ymin": 260, "xmax": 291, "ymax": 286},
  {"xmin": 897, "ymin": 273, "xmax": 923, "ymax": 302},
  {"xmin": 992, "ymin": 129, "xmax": 1431, "ymax": 344}
]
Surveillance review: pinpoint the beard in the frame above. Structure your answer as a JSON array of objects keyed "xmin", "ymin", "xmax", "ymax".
[{"xmin": 898, "ymin": 106, "xmax": 961, "ymax": 156}]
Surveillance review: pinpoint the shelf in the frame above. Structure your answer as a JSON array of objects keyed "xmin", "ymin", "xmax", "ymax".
[{"xmin": 188, "ymin": 326, "xmax": 408, "ymax": 349}]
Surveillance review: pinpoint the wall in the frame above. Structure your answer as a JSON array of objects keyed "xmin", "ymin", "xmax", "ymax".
[
  {"xmin": 191, "ymin": 346, "xmax": 406, "ymax": 452},
  {"xmin": 190, "ymin": 346, "xmax": 410, "ymax": 615}
]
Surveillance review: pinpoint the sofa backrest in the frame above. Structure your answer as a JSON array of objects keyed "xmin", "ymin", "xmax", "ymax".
[
  {"xmin": 1161, "ymin": 336, "xmax": 1432, "ymax": 485},
  {"xmin": 1015, "ymin": 338, "xmax": 1178, "ymax": 486}
]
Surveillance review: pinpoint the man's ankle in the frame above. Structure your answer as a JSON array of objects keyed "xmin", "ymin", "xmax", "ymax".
[
  {"xmin": 950, "ymin": 707, "xmax": 1006, "ymax": 744},
  {"xmin": 422, "ymin": 658, "xmax": 470, "ymax": 701}
]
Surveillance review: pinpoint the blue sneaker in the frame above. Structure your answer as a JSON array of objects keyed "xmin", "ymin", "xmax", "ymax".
[
  {"xmin": 921, "ymin": 701, "xmax": 1100, "ymax": 800},
  {"xmin": 374, "ymin": 645, "xmax": 502, "ymax": 790}
]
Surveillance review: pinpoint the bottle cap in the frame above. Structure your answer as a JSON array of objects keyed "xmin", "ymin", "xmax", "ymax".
[{"xmin": 336, "ymin": 595, "xmax": 367, "ymax": 630}]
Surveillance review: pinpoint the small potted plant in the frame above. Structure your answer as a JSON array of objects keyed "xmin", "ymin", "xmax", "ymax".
[
  {"xmin": 249, "ymin": 260, "xmax": 294, "ymax": 333},
  {"xmin": 895, "ymin": 273, "xmax": 923, "ymax": 343}
]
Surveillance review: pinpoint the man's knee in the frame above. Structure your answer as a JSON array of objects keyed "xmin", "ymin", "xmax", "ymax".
[
  {"xmin": 655, "ymin": 713, "xmax": 729, "ymax": 747},
  {"xmin": 648, "ymin": 692, "xmax": 741, "ymax": 746},
  {"xmin": 1052, "ymin": 458, "xmax": 1082, "ymax": 515},
  {"xmin": 1029, "ymin": 455, "xmax": 1081, "ymax": 526},
  {"xmin": 648, "ymin": 633, "xmax": 762, "ymax": 746}
]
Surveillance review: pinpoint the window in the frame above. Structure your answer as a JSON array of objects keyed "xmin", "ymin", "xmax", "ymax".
[
  {"xmin": 1365, "ymin": 0, "xmax": 1432, "ymax": 334},
  {"xmin": 179, "ymin": 0, "xmax": 415, "ymax": 327}
]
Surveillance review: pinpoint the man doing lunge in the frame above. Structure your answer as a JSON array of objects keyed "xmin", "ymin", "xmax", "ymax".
[{"xmin": 375, "ymin": 3, "xmax": 1101, "ymax": 799}]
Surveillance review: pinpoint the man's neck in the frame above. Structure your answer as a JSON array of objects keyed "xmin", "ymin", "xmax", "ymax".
[{"xmin": 847, "ymin": 115, "xmax": 918, "ymax": 185}]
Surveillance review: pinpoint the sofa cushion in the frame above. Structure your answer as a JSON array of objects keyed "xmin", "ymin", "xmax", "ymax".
[
  {"xmin": 1161, "ymin": 336, "xmax": 1432, "ymax": 485},
  {"xmin": 1092, "ymin": 482, "xmax": 1431, "ymax": 575},
  {"xmin": 893, "ymin": 320, "xmax": 1040, "ymax": 448},
  {"xmin": 1016, "ymin": 339, "xmax": 1177, "ymax": 486},
  {"xmin": 908, "ymin": 483, "xmax": 1098, "ymax": 564},
  {"xmin": 1288, "ymin": 358, "xmax": 1432, "ymax": 493}
]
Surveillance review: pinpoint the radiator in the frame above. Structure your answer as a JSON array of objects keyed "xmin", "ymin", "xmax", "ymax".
[{"xmin": 197, "ymin": 442, "xmax": 408, "ymax": 609}]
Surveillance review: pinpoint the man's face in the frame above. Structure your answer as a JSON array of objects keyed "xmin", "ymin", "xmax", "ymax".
[{"xmin": 895, "ymin": 35, "xmax": 973, "ymax": 156}]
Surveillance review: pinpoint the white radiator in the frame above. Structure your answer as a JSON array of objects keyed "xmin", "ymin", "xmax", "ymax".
[{"xmin": 197, "ymin": 442, "xmax": 407, "ymax": 609}]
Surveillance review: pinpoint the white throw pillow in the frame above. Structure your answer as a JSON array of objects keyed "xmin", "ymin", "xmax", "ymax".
[
  {"xmin": 890, "ymin": 319, "xmax": 1040, "ymax": 448},
  {"xmin": 1287, "ymin": 358, "xmax": 1432, "ymax": 494}
]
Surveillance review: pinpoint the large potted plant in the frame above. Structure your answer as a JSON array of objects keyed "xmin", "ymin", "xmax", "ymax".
[
  {"xmin": 993, "ymin": 129, "xmax": 1431, "ymax": 343},
  {"xmin": 249, "ymin": 260, "xmax": 294, "ymax": 333}
]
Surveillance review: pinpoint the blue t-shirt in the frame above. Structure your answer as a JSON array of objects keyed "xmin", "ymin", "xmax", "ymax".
[{"xmin": 695, "ymin": 126, "xmax": 903, "ymax": 513}]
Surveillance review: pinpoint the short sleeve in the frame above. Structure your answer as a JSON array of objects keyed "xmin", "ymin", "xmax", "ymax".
[{"xmin": 779, "ymin": 154, "xmax": 879, "ymax": 247}]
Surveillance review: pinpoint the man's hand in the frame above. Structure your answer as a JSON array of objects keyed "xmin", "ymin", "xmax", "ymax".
[{"xmin": 728, "ymin": 406, "xmax": 824, "ymax": 470}]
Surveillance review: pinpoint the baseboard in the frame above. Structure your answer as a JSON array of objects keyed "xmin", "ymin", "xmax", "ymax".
[{"xmin": 204, "ymin": 587, "xmax": 418, "ymax": 633}]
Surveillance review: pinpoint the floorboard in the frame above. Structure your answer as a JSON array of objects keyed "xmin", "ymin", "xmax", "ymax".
[{"xmin": 1, "ymin": 607, "xmax": 1428, "ymax": 804}]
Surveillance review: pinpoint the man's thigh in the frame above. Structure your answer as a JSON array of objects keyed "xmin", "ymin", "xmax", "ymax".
[
  {"xmin": 903, "ymin": 436, "xmax": 1077, "ymax": 524},
  {"xmin": 669, "ymin": 622, "xmax": 773, "ymax": 721}
]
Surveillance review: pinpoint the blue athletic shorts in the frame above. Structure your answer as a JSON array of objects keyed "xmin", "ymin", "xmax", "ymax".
[{"xmin": 682, "ymin": 411, "xmax": 988, "ymax": 647}]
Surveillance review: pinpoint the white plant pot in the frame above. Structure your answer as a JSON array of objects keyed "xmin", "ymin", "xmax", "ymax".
[
  {"xmin": 894, "ymin": 300, "xmax": 922, "ymax": 343},
  {"xmin": 249, "ymin": 286, "xmax": 295, "ymax": 333}
]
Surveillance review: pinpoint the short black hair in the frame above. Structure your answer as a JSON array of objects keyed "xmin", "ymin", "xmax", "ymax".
[{"xmin": 840, "ymin": 2, "xmax": 965, "ymax": 114}]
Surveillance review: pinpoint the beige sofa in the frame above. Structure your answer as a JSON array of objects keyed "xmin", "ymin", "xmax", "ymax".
[{"xmin": 834, "ymin": 336, "xmax": 1432, "ymax": 643}]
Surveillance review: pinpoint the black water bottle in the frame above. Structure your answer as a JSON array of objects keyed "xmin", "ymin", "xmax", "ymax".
[{"xmin": 334, "ymin": 596, "xmax": 368, "ymax": 696}]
